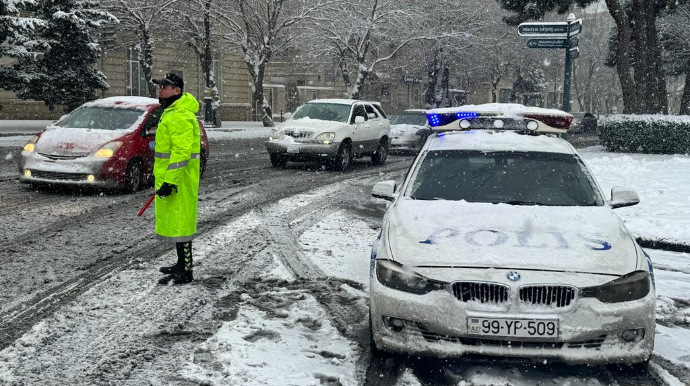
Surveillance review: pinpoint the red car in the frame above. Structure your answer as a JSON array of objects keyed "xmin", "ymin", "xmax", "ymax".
[{"xmin": 18, "ymin": 96, "xmax": 210, "ymax": 192}]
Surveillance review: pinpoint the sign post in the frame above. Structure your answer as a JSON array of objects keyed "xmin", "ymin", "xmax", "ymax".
[{"xmin": 518, "ymin": 15, "xmax": 582, "ymax": 112}]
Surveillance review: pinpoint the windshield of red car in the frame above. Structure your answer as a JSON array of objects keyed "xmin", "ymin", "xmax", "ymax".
[{"xmin": 56, "ymin": 106, "xmax": 145, "ymax": 130}]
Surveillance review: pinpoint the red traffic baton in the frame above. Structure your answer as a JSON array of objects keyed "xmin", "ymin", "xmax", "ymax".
[{"xmin": 138, "ymin": 194, "xmax": 155, "ymax": 217}]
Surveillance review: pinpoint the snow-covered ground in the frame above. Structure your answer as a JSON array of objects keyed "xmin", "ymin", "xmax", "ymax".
[{"xmin": 1, "ymin": 139, "xmax": 690, "ymax": 384}]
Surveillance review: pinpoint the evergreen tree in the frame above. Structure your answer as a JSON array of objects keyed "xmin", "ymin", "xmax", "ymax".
[
  {"xmin": 0, "ymin": 0, "xmax": 45, "ymax": 91},
  {"xmin": 11, "ymin": 0, "xmax": 116, "ymax": 111}
]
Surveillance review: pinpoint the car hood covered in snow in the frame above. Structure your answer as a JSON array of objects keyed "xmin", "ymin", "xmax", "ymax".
[
  {"xmin": 385, "ymin": 200, "xmax": 638, "ymax": 276},
  {"xmin": 279, "ymin": 118, "xmax": 345, "ymax": 134},
  {"xmin": 35, "ymin": 127, "xmax": 132, "ymax": 156}
]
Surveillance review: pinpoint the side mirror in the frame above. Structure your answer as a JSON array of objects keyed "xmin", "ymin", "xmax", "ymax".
[
  {"xmin": 372, "ymin": 180, "xmax": 397, "ymax": 201},
  {"xmin": 611, "ymin": 186, "xmax": 639, "ymax": 208},
  {"xmin": 355, "ymin": 116, "xmax": 365, "ymax": 125}
]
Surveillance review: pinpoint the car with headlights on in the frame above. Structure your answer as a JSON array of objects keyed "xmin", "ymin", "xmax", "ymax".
[
  {"xmin": 19, "ymin": 96, "xmax": 210, "ymax": 192},
  {"xmin": 265, "ymin": 99, "xmax": 390, "ymax": 171},
  {"xmin": 389, "ymin": 109, "xmax": 432, "ymax": 153},
  {"xmin": 369, "ymin": 104, "xmax": 655, "ymax": 367}
]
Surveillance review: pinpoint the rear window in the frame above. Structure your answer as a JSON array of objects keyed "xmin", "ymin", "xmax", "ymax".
[
  {"xmin": 390, "ymin": 113, "xmax": 427, "ymax": 126},
  {"xmin": 56, "ymin": 107, "xmax": 145, "ymax": 131},
  {"xmin": 407, "ymin": 150, "xmax": 602, "ymax": 206}
]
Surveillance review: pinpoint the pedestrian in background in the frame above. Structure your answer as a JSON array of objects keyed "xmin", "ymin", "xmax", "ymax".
[{"xmin": 152, "ymin": 72, "xmax": 201, "ymax": 285}]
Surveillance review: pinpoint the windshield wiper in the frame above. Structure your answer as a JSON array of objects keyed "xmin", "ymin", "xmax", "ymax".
[{"xmin": 499, "ymin": 200, "xmax": 551, "ymax": 206}]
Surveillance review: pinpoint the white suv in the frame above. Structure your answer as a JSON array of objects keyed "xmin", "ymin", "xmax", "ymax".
[{"xmin": 265, "ymin": 99, "xmax": 391, "ymax": 171}]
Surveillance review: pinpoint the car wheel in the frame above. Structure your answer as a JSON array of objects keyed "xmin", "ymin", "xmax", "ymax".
[
  {"xmin": 371, "ymin": 140, "xmax": 388, "ymax": 166},
  {"xmin": 270, "ymin": 154, "xmax": 287, "ymax": 168},
  {"xmin": 124, "ymin": 159, "xmax": 143, "ymax": 193},
  {"xmin": 200, "ymin": 150, "xmax": 207, "ymax": 178},
  {"xmin": 369, "ymin": 309, "xmax": 382, "ymax": 353},
  {"xmin": 333, "ymin": 143, "xmax": 351, "ymax": 171}
]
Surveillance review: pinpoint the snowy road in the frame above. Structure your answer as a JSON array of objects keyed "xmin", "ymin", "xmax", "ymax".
[{"xmin": 0, "ymin": 138, "xmax": 688, "ymax": 385}]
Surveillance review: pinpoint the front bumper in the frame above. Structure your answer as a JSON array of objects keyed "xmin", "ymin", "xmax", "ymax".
[
  {"xmin": 265, "ymin": 140, "xmax": 340, "ymax": 159},
  {"xmin": 19, "ymin": 151, "xmax": 123, "ymax": 188},
  {"xmin": 369, "ymin": 271, "xmax": 655, "ymax": 365}
]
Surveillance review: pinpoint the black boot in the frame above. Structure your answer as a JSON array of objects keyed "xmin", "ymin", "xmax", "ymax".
[{"xmin": 158, "ymin": 241, "xmax": 193, "ymax": 284}]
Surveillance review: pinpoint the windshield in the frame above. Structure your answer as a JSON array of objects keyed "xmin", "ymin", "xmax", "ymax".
[
  {"xmin": 407, "ymin": 150, "xmax": 602, "ymax": 206},
  {"xmin": 56, "ymin": 106, "xmax": 145, "ymax": 130},
  {"xmin": 390, "ymin": 113, "xmax": 427, "ymax": 126},
  {"xmin": 291, "ymin": 103, "xmax": 351, "ymax": 123}
]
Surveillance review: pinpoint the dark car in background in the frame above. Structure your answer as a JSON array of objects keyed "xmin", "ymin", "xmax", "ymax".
[
  {"xmin": 18, "ymin": 96, "xmax": 210, "ymax": 192},
  {"xmin": 389, "ymin": 109, "xmax": 432, "ymax": 153}
]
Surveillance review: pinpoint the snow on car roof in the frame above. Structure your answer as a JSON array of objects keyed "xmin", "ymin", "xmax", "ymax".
[
  {"xmin": 427, "ymin": 130, "xmax": 576, "ymax": 154},
  {"xmin": 428, "ymin": 103, "xmax": 572, "ymax": 118},
  {"xmin": 307, "ymin": 99, "xmax": 359, "ymax": 105},
  {"xmin": 83, "ymin": 96, "xmax": 158, "ymax": 110}
]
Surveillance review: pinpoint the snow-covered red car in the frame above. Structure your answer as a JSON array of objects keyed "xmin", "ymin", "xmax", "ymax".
[
  {"xmin": 18, "ymin": 96, "xmax": 210, "ymax": 192},
  {"xmin": 369, "ymin": 104, "xmax": 655, "ymax": 366}
]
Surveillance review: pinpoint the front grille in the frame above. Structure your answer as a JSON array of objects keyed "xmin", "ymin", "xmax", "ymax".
[
  {"xmin": 30, "ymin": 170, "xmax": 89, "ymax": 181},
  {"xmin": 452, "ymin": 282, "xmax": 510, "ymax": 304},
  {"xmin": 38, "ymin": 152, "xmax": 88, "ymax": 160},
  {"xmin": 283, "ymin": 130, "xmax": 313, "ymax": 140},
  {"xmin": 519, "ymin": 285, "xmax": 577, "ymax": 307}
]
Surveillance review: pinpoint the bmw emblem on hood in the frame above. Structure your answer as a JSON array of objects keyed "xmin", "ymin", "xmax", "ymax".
[{"xmin": 507, "ymin": 271, "xmax": 521, "ymax": 282}]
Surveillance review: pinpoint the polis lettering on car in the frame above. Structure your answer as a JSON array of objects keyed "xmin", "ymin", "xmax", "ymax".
[{"xmin": 420, "ymin": 228, "xmax": 612, "ymax": 251}]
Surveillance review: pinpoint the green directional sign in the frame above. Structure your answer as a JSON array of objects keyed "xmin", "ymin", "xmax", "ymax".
[
  {"xmin": 527, "ymin": 39, "xmax": 569, "ymax": 49},
  {"xmin": 518, "ymin": 22, "xmax": 569, "ymax": 37}
]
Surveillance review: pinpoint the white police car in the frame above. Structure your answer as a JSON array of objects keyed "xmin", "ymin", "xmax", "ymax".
[{"xmin": 369, "ymin": 104, "xmax": 655, "ymax": 366}]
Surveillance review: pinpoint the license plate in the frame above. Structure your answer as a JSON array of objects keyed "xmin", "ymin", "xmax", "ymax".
[
  {"xmin": 287, "ymin": 145, "xmax": 300, "ymax": 153},
  {"xmin": 467, "ymin": 317, "xmax": 558, "ymax": 338}
]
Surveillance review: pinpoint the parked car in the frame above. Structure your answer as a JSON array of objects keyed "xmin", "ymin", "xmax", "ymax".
[
  {"xmin": 568, "ymin": 112, "xmax": 598, "ymax": 134},
  {"xmin": 389, "ymin": 109, "xmax": 432, "ymax": 153},
  {"xmin": 19, "ymin": 96, "xmax": 210, "ymax": 192},
  {"xmin": 265, "ymin": 99, "xmax": 391, "ymax": 171},
  {"xmin": 369, "ymin": 104, "xmax": 654, "ymax": 367}
]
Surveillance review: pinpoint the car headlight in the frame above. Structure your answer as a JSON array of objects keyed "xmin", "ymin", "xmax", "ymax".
[
  {"xmin": 581, "ymin": 270, "xmax": 651, "ymax": 303},
  {"xmin": 94, "ymin": 141, "xmax": 123, "ymax": 158},
  {"xmin": 23, "ymin": 135, "xmax": 39, "ymax": 153},
  {"xmin": 375, "ymin": 259, "xmax": 446, "ymax": 295},
  {"xmin": 315, "ymin": 132, "xmax": 335, "ymax": 144},
  {"xmin": 269, "ymin": 129, "xmax": 285, "ymax": 141}
]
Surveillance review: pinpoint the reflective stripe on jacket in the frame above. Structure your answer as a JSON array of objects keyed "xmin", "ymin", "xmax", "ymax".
[{"xmin": 154, "ymin": 92, "xmax": 201, "ymax": 241}]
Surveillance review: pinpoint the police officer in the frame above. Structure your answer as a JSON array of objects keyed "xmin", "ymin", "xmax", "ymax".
[{"xmin": 152, "ymin": 72, "xmax": 201, "ymax": 285}]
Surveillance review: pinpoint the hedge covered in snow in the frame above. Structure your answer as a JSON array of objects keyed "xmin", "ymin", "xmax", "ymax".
[{"xmin": 599, "ymin": 114, "xmax": 690, "ymax": 154}]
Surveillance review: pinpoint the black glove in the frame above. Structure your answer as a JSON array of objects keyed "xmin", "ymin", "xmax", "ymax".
[{"xmin": 156, "ymin": 182, "xmax": 177, "ymax": 198}]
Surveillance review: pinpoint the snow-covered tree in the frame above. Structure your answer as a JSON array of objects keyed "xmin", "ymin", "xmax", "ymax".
[
  {"xmin": 8, "ymin": 0, "xmax": 116, "ymax": 111},
  {"xmin": 510, "ymin": 65, "xmax": 546, "ymax": 105},
  {"xmin": 496, "ymin": 0, "xmax": 675, "ymax": 114},
  {"xmin": 173, "ymin": 0, "xmax": 221, "ymax": 124},
  {"xmin": 0, "ymin": 0, "xmax": 45, "ymax": 91},
  {"xmin": 313, "ymin": 0, "xmax": 485, "ymax": 100},
  {"xmin": 215, "ymin": 0, "xmax": 329, "ymax": 127},
  {"xmin": 104, "ymin": 0, "xmax": 176, "ymax": 98}
]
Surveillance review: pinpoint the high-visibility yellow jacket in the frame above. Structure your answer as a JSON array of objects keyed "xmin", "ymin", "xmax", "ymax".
[{"xmin": 154, "ymin": 92, "xmax": 201, "ymax": 242}]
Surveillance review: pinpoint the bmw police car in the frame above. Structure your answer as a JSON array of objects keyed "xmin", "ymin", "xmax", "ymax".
[{"xmin": 369, "ymin": 103, "xmax": 655, "ymax": 366}]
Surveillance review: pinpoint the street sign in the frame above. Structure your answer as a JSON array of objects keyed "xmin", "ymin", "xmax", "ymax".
[
  {"xmin": 569, "ymin": 36, "xmax": 579, "ymax": 49},
  {"xmin": 518, "ymin": 22, "xmax": 569, "ymax": 37},
  {"xmin": 527, "ymin": 39, "xmax": 569, "ymax": 49},
  {"xmin": 569, "ymin": 47, "xmax": 580, "ymax": 60},
  {"xmin": 569, "ymin": 19, "xmax": 582, "ymax": 36},
  {"xmin": 402, "ymin": 75, "xmax": 422, "ymax": 83}
]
